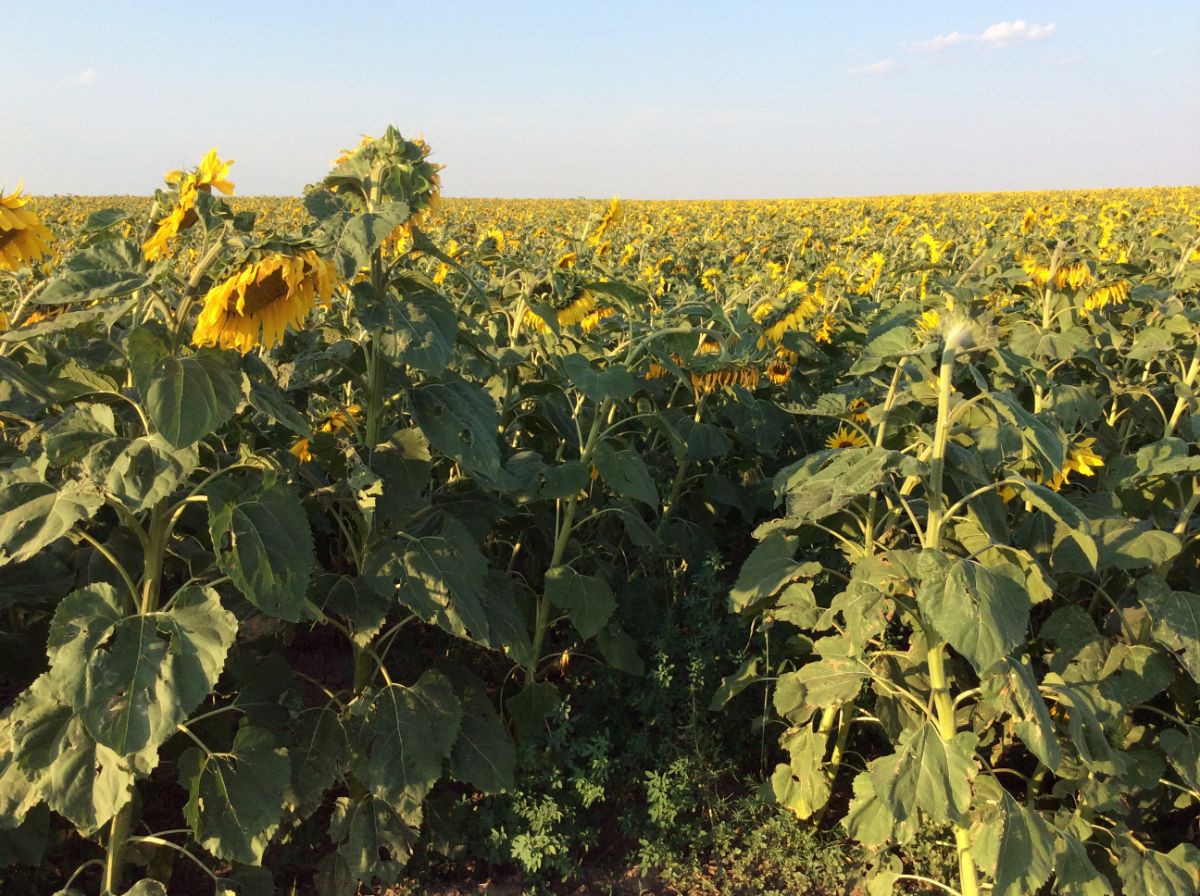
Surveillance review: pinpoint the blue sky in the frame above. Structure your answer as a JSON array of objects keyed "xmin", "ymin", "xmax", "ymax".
[{"xmin": 3, "ymin": 1, "xmax": 1198, "ymax": 197}]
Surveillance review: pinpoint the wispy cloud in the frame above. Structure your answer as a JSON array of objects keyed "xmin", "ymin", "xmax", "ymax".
[
  {"xmin": 76, "ymin": 68, "xmax": 100, "ymax": 85},
  {"xmin": 907, "ymin": 20, "xmax": 1057, "ymax": 53},
  {"xmin": 849, "ymin": 59, "xmax": 897, "ymax": 77}
]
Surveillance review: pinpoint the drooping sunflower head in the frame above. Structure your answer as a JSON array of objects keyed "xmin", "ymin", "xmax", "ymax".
[
  {"xmin": 145, "ymin": 149, "xmax": 235, "ymax": 261},
  {"xmin": 0, "ymin": 186, "xmax": 52, "ymax": 271},
  {"xmin": 587, "ymin": 196, "xmax": 622, "ymax": 246},
  {"xmin": 325, "ymin": 126, "xmax": 442, "ymax": 221},
  {"xmin": 825, "ymin": 425, "xmax": 869, "ymax": 450},
  {"xmin": 192, "ymin": 248, "xmax": 340, "ymax": 353},
  {"xmin": 765, "ymin": 357, "xmax": 792, "ymax": 384}
]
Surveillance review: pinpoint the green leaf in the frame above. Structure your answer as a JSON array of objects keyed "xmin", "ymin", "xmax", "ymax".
[
  {"xmin": 331, "ymin": 794, "xmax": 416, "ymax": 884},
  {"xmin": 0, "ymin": 802, "xmax": 48, "ymax": 867},
  {"xmin": 593, "ymin": 441, "xmax": 659, "ymax": 507},
  {"xmin": 1055, "ymin": 834, "xmax": 1115, "ymax": 896},
  {"xmin": 248, "ymin": 380, "xmax": 312, "ymax": 438},
  {"xmin": 990, "ymin": 392, "xmax": 1066, "ymax": 478},
  {"xmin": 209, "ymin": 483, "xmax": 315, "ymax": 622},
  {"xmin": 0, "ymin": 475, "xmax": 103, "ymax": 566},
  {"xmin": 505, "ymin": 682, "xmax": 558, "ymax": 737},
  {"xmin": 335, "ymin": 203, "xmax": 410, "ymax": 277},
  {"xmin": 180, "ymin": 724, "xmax": 289, "ymax": 865},
  {"xmin": 980, "ymin": 791, "xmax": 1055, "ymax": 896},
  {"xmin": 411, "ymin": 378, "xmax": 502, "ymax": 482},
  {"xmin": 561, "ymin": 353, "xmax": 638, "ymax": 403},
  {"xmin": 1160, "ymin": 727, "xmax": 1200, "ymax": 792},
  {"xmin": 916, "ymin": 549, "xmax": 1030, "ymax": 674},
  {"xmin": 709, "ymin": 658, "xmax": 764, "ymax": 710},
  {"xmin": 145, "ymin": 350, "xmax": 244, "ymax": 449},
  {"xmin": 770, "ymin": 729, "xmax": 831, "ymax": 819},
  {"xmin": 82, "ymin": 434, "xmax": 199, "ymax": 514},
  {"xmin": 352, "ymin": 671, "xmax": 461, "ymax": 817},
  {"xmin": 50, "ymin": 585, "xmax": 234, "ymax": 757},
  {"xmin": 729, "ymin": 534, "xmax": 801, "ymax": 612},
  {"xmin": 450, "ymin": 680, "xmax": 515, "ymax": 794},
  {"xmin": 1138, "ymin": 578, "xmax": 1200, "ymax": 682},
  {"xmin": 872, "ymin": 723, "xmax": 976, "ymax": 824},
  {"xmin": 982, "ymin": 658, "xmax": 1062, "ymax": 771},
  {"xmin": 288, "ymin": 707, "xmax": 348, "ymax": 820},
  {"xmin": 545, "ymin": 566, "xmax": 616, "ymax": 640},
  {"xmin": 374, "ymin": 515, "xmax": 490, "ymax": 642},
  {"xmin": 9, "ymin": 675, "xmax": 139, "ymax": 833},
  {"xmin": 1014, "ymin": 480, "xmax": 1099, "ymax": 568},
  {"xmin": 767, "ymin": 447, "xmax": 909, "ymax": 528},
  {"xmin": 843, "ymin": 770, "xmax": 917, "ymax": 848},
  {"xmin": 1116, "ymin": 846, "xmax": 1198, "ymax": 896},
  {"xmin": 595, "ymin": 624, "xmax": 644, "ymax": 675},
  {"xmin": 377, "ymin": 292, "xmax": 458, "ymax": 374},
  {"xmin": 774, "ymin": 656, "xmax": 869, "ymax": 722},
  {"xmin": 38, "ymin": 268, "xmax": 148, "ymax": 306}
]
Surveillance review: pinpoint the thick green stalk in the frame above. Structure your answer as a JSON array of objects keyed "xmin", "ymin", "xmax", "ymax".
[
  {"xmin": 103, "ymin": 801, "xmax": 133, "ymax": 895},
  {"xmin": 924, "ymin": 337, "xmax": 981, "ymax": 896},
  {"xmin": 526, "ymin": 398, "xmax": 611, "ymax": 684}
]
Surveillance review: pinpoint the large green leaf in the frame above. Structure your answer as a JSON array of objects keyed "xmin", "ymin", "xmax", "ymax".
[
  {"xmin": 971, "ymin": 787, "xmax": 1054, "ymax": 896},
  {"xmin": 352, "ymin": 671, "xmax": 461, "ymax": 818},
  {"xmin": 449, "ymin": 679, "xmax": 515, "ymax": 794},
  {"xmin": 0, "ymin": 474, "xmax": 103, "ymax": 566},
  {"xmin": 770, "ymin": 729, "xmax": 831, "ymax": 819},
  {"xmin": 288, "ymin": 706, "xmax": 349, "ymax": 820},
  {"xmin": 593, "ymin": 441, "xmax": 659, "ymax": 507},
  {"xmin": 1138, "ymin": 577, "xmax": 1200, "ymax": 682},
  {"xmin": 378, "ymin": 292, "xmax": 458, "ymax": 374},
  {"xmin": 916, "ymin": 549, "xmax": 1030, "ymax": 674},
  {"xmin": 1115, "ymin": 845, "xmax": 1199, "ymax": 896},
  {"xmin": 9, "ymin": 675, "xmax": 140, "ymax": 833},
  {"xmin": 843, "ymin": 770, "xmax": 917, "ymax": 848},
  {"xmin": 766, "ymin": 447, "xmax": 912, "ymax": 528},
  {"xmin": 411, "ymin": 378, "xmax": 501, "ymax": 482},
  {"xmin": 144, "ymin": 350, "xmax": 244, "ymax": 449},
  {"xmin": 46, "ymin": 585, "xmax": 236, "ymax": 756},
  {"xmin": 331, "ymin": 794, "xmax": 417, "ymax": 884},
  {"xmin": 545, "ymin": 566, "xmax": 616, "ymax": 639},
  {"xmin": 179, "ymin": 724, "xmax": 290, "ymax": 865},
  {"xmin": 82, "ymin": 434, "xmax": 199, "ymax": 513},
  {"xmin": 729, "ymin": 534, "xmax": 805, "ymax": 612},
  {"xmin": 374, "ymin": 515, "xmax": 490, "ymax": 643},
  {"xmin": 871, "ymin": 723, "xmax": 977, "ymax": 824},
  {"xmin": 561, "ymin": 353, "xmax": 638, "ymax": 403},
  {"xmin": 209, "ymin": 483, "xmax": 315, "ymax": 622},
  {"xmin": 982, "ymin": 658, "xmax": 1062, "ymax": 771},
  {"xmin": 774, "ymin": 656, "xmax": 869, "ymax": 722}
]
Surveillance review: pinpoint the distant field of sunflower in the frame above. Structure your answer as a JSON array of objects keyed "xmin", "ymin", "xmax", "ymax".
[{"xmin": 2, "ymin": 132, "xmax": 1199, "ymax": 896}]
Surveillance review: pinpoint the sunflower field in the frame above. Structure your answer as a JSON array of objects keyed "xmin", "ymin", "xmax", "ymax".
[{"xmin": 2, "ymin": 129, "xmax": 1199, "ymax": 896}]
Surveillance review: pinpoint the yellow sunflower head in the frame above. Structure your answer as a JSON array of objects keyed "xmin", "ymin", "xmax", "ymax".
[
  {"xmin": 825, "ymin": 425, "xmax": 868, "ymax": 450},
  {"xmin": 192, "ymin": 249, "xmax": 339, "ymax": 353},
  {"xmin": 144, "ymin": 150, "xmax": 235, "ymax": 261},
  {"xmin": 0, "ymin": 186, "xmax": 53, "ymax": 270}
]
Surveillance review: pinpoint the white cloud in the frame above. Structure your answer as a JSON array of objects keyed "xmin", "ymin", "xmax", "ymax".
[
  {"xmin": 76, "ymin": 69, "xmax": 99, "ymax": 85},
  {"xmin": 907, "ymin": 21, "xmax": 1056, "ymax": 53},
  {"xmin": 980, "ymin": 20, "xmax": 1056, "ymax": 46},
  {"xmin": 849, "ymin": 59, "xmax": 897, "ymax": 77},
  {"xmin": 908, "ymin": 31, "xmax": 972, "ymax": 53}
]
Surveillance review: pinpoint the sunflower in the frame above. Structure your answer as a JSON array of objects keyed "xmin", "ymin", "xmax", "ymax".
[
  {"xmin": 318, "ymin": 404, "xmax": 361, "ymax": 434},
  {"xmin": 691, "ymin": 365, "xmax": 760, "ymax": 396},
  {"xmin": 765, "ymin": 357, "xmax": 792, "ymax": 384},
  {"xmin": 826, "ymin": 426, "xmax": 869, "ymax": 450},
  {"xmin": 580, "ymin": 306, "xmax": 615, "ymax": 334},
  {"xmin": 192, "ymin": 250, "xmax": 339, "ymax": 353},
  {"xmin": 290, "ymin": 438, "xmax": 314, "ymax": 463},
  {"xmin": 916, "ymin": 309, "xmax": 941, "ymax": 337},
  {"xmin": 847, "ymin": 398, "xmax": 870, "ymax": 424},
  {"xmin": 1082, "ymin": 281, "xmax": 1130, "ymax": 313},
  {"xmin": 587, "ymin": 196, "xmax": 622, "ymax": 246},
  {"xmin": 556, "ymin": 291, "xmax": 597, "ymax": 327},
  {"xmin": 1047, "ymin": 438, "xmax": 1104, "ymax": 491},
  {"xmin": 0, "ymin": 186, "xmax": 52, "ymax": 270},
  {"xmin": 144, "ymin": 149, "xmax": 235, "ymax": 260}
]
